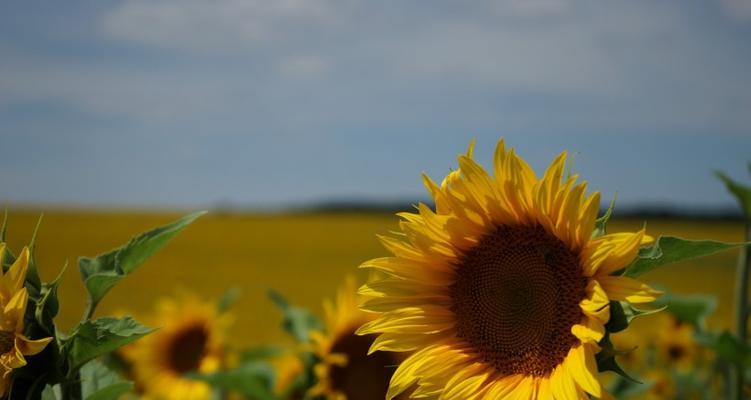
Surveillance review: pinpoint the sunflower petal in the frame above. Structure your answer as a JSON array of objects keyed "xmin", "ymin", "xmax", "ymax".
[{"xmin": 598, "ymin": 276, "xmax": 663, "ymax": 304}]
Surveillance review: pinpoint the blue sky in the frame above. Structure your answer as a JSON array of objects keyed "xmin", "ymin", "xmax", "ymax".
[{"xmin": 1, "ymin": 0, "xmax": 750, "ymax": 209}]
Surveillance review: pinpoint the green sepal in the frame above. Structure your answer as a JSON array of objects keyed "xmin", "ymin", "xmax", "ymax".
[
  {"xmin": 622, "ymin": 236, "xmax": 746, "ymax": 278},
  {"xmin": 596, "ymin": 334, "xmax": 641, "ymax": 384},
  {"xmin": 606, "ymin": 301, "xmax": 666, "ymax": 334},
  {"xmin": 592, "ymin": 195, "xmax": 617, "ymax": 238},
  {"xmin": 268, "ymin": 290, "xmax": 323, "ymax": 343},
  {"xmin": 63, "ymin": 317, "xmax": 154, "ymax": 373},
  {"xmin": 34, "ymin": 262, "xmax": 67, "ymax": 336},
  {"xmin": 78, "ymin": 211, "xmax": 206, "ymax": 319}
]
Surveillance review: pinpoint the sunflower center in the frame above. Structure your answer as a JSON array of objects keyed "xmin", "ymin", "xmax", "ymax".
[
  {"xmin": 451, "ymin": 224, "xmax": 587, "ymax": 377},
  {"xmin": 329, "ymin": 331, "xmax": 400, "ymax": 400},
  {"xmin": 0, "ymin": 331, "xmax": 14, "ymax": 355},
  {"xmin": 166, "ymin": 324, "xmax": 209, "ymax": 374}
]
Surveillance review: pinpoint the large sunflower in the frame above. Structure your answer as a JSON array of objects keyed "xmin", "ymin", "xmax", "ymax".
[
  {"xmin": 0, "ymin": 244, "xmax": 53, "ymax": 396},
  {"xmin": 121, "ymin": 293, "xmax": 232, "ymax": 400},
  {"xmin": 310, "ymin": 277, "xmax": 406, "ymax": 400},
  {"xmin": 357, "ymin": 139, "xmax": 661, "ymax": 399}
]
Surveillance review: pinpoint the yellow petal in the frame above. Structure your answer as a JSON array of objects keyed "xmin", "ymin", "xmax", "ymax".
[
  {"xmin": 5, "ymin": 247, "xmax": 29, "ymax": 295},
  {"xmin": 550, "ymin": 363, "xmax": 579, "ymax": 400},
  {"xmin": 16, "ymin": 335, "xmax": 53, "ymax": 356},
  {"xmin": 4, "ymin": 288, "xmax": 28, "ymax": 332},
  {"xmin": 439, "ymin": 363, "xmax": 489, "ymax": 400},
  {"xmin": 579, "ymin": 280, "xmax": 610, "ymax": 323},
  {"xmin": 566, "ymin": 344, "xmax": 601, "ymax": 398},
  {"xmin": 598, "ymin": 276, "xmax": 663, "ymax": 304},
  {"xmin": 582, "ymin": 231, "xmax": 645, "ymax": 276}
]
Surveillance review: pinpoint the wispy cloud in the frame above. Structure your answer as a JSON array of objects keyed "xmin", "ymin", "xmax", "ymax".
[{"xmin": 0, "ymin": 0, "xmax": 750, "ymax": 207}]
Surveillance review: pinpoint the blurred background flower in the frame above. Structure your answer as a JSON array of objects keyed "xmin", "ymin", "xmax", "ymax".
[{"xmin": 120, "ymin": 292, "xmax": 233, "ymax": 400}]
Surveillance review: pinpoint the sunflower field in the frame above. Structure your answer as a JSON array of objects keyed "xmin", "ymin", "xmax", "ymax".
[{"xmin": 1, "ymin": 139, "xmax": 749, "ymax": 400}]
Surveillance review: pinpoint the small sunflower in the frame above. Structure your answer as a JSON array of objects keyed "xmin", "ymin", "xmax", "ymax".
[
  {"xmin": 0, "ymin": 244, "xmax": 53, "ymax": 396},
  {"xmin": 121, "ymin": 293, "xmax": 232, "ymax": 400},
  {"xmin": 357, "ymin": 139, "xmax": 662, "ymax": 399},
  {"xmin": 310, "ymin": 277, "xmax": 405, "ymax": 400},
  {"xmin": 653, "ymin": 314, "xmax": 698, "ymax": 370}
]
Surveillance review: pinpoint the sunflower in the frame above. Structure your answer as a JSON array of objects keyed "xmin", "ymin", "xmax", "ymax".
[
  {"xmin": 0, "ymin": 244, "xmax": 53, "ymax": 396},
  {"xmin": 653, "ymin": 314, "xmax": 698, "ymax": 370},
  {"xmin": 121, "ymin": 293, "xmax": 232, "ymax": 400},
  {"xmin": 357, "ymin": 139, "xmax": 662, "ymax": 399},
  {"xmin": 310, "ymin": 277, "xmax": 406, "ymax": 400}
]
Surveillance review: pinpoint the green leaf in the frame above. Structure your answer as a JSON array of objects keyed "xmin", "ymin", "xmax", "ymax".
[
  {"xmin": 268, "ymin": 290, "xmax": 323, "ymax": 343},
  {"xmin": 78, "ymin": 211, "xmax": 205, "ymax": 319},
  {"xmin": 592, "ymin": 194, "xmax": 617, "ymax": 238},
  {"xmin": 40, "ymin": 385, "xmax": 62, "ymax": 400},
  {"xmin": 217, "ymin": 287, "xmax": 241, "ymax": 314},
  {"xmin": 652, "ymin": 293, "xmax": 717, "ymax": 330},
  {"xmin": 64, "ymin": 317, "xmax": 153, "ymax": 372},
  {"xmin": 715, "ymin": 170, "xmax": 751, "ymax": 218},
  {"xmin": 712, "ymin": 331, "xmax": 751, "ymax": 368},
  {"xmin": 80, "ymin": 359, "xmax": 133, "ymax": 400},
  {"xmin": 187, "ymin": 361, "xmax": 276, "ymax": 400},
  {"xmin": 239, "ymin": 345, "xmax": 286, "ymax": 362},
  {"xmin": 623, "ymin": 236, "xmax": 746, "ymax": 278},
  {"xmin": 85, "ymin": 383, "xmax": 132, "ymax": 400},
  {"xmin": 596, "ymin": 334, "xmax": 641, "ymax": 384}
]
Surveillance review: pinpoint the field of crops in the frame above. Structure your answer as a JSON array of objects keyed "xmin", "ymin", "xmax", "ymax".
[{"xmin": 2, "ymin": 209, "xmax": 744, "ymax": 347}]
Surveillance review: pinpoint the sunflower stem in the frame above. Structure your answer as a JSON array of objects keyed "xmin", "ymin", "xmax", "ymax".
[{"xmin": 733, "ymin": 220, "xmax": 751, "ymax": 400}]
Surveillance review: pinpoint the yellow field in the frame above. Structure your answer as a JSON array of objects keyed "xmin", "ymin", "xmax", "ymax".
[{"xmin": 1, "ymin": 210, "xmax": 745, "ymax": 347}]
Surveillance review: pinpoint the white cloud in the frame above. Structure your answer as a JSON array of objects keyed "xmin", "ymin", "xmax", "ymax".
[
  {"xmin": 278, "ymin": 55, "xmax": 329, "ymax": 78},
  {"xmin": 720, "ymin": 0, "xmax": 751, "ymax": 20},
  {"xmin": 488, "ymin": 0, "xmax": 571, "ymax": 18},
  {"xmin": 101, "ymin": 0, "xmax": 343, "ymax": 51}
]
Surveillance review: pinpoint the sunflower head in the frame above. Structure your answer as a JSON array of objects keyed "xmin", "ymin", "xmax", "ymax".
[
  {"xmin": 653, "ymin": 314, "xmax": 698, "ymax": 370},
  {"xmin": 309, "ymin": 277, "xmax": 405, "ymax": 400},
  {"xmin": 357, "ymin": 139, "xmax": 662, "ymax": 399},
  {"xmin": 0, "ymin": 244, "xmax": 53, "ymax": 396},
  {"xmin": 121, "ymin": 292, "xmax": 232, "ymax": 400}
]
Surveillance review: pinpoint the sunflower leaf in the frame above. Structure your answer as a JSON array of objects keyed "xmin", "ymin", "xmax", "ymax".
[
  {"xmin": 64, "ymin": 317, "xmax": 154, "ymax": 373},
  {"xmin": 40, "ymin": 385, "xmax": 62, "ymax": 400},
  {"xmin": 711, "ymin": 331, "xmax": 751, "ymax": 368},
  {"xmin": 78, "ymin": 211, "xmax": 205, "ymax": 319},
  {"xmin": 85, "ymin": 383, "xmax": 133, "ymax": 400},
  {"xmin": 652, "ymin": 293, "xmax": 717, "ymax": 330},
  {"xmin": 186, "ymin": 361, "xmax": 276, "ymax": 399},
  {"xmin": 217, "ymin": 287, "xmax": 241, "ymax": 314},
  {"xmin": 80, "ymin": 359, "xmax": 133, "ymax": 400},
  {"xmin": 715, "ymin": 170, "xmax": 751, "ymax": 218},
  {"xmin": 622, "ymin": 236, "xmax": 746, "ymax": 278},
  {"xmin": 268, "ymin": 290, "xmax": 323, "ymax": 343}
]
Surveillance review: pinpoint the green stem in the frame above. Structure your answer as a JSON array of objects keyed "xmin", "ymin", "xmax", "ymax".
[{"xmin": 733, "ymin": 221, "xmax": 751, "ymax": 400}]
